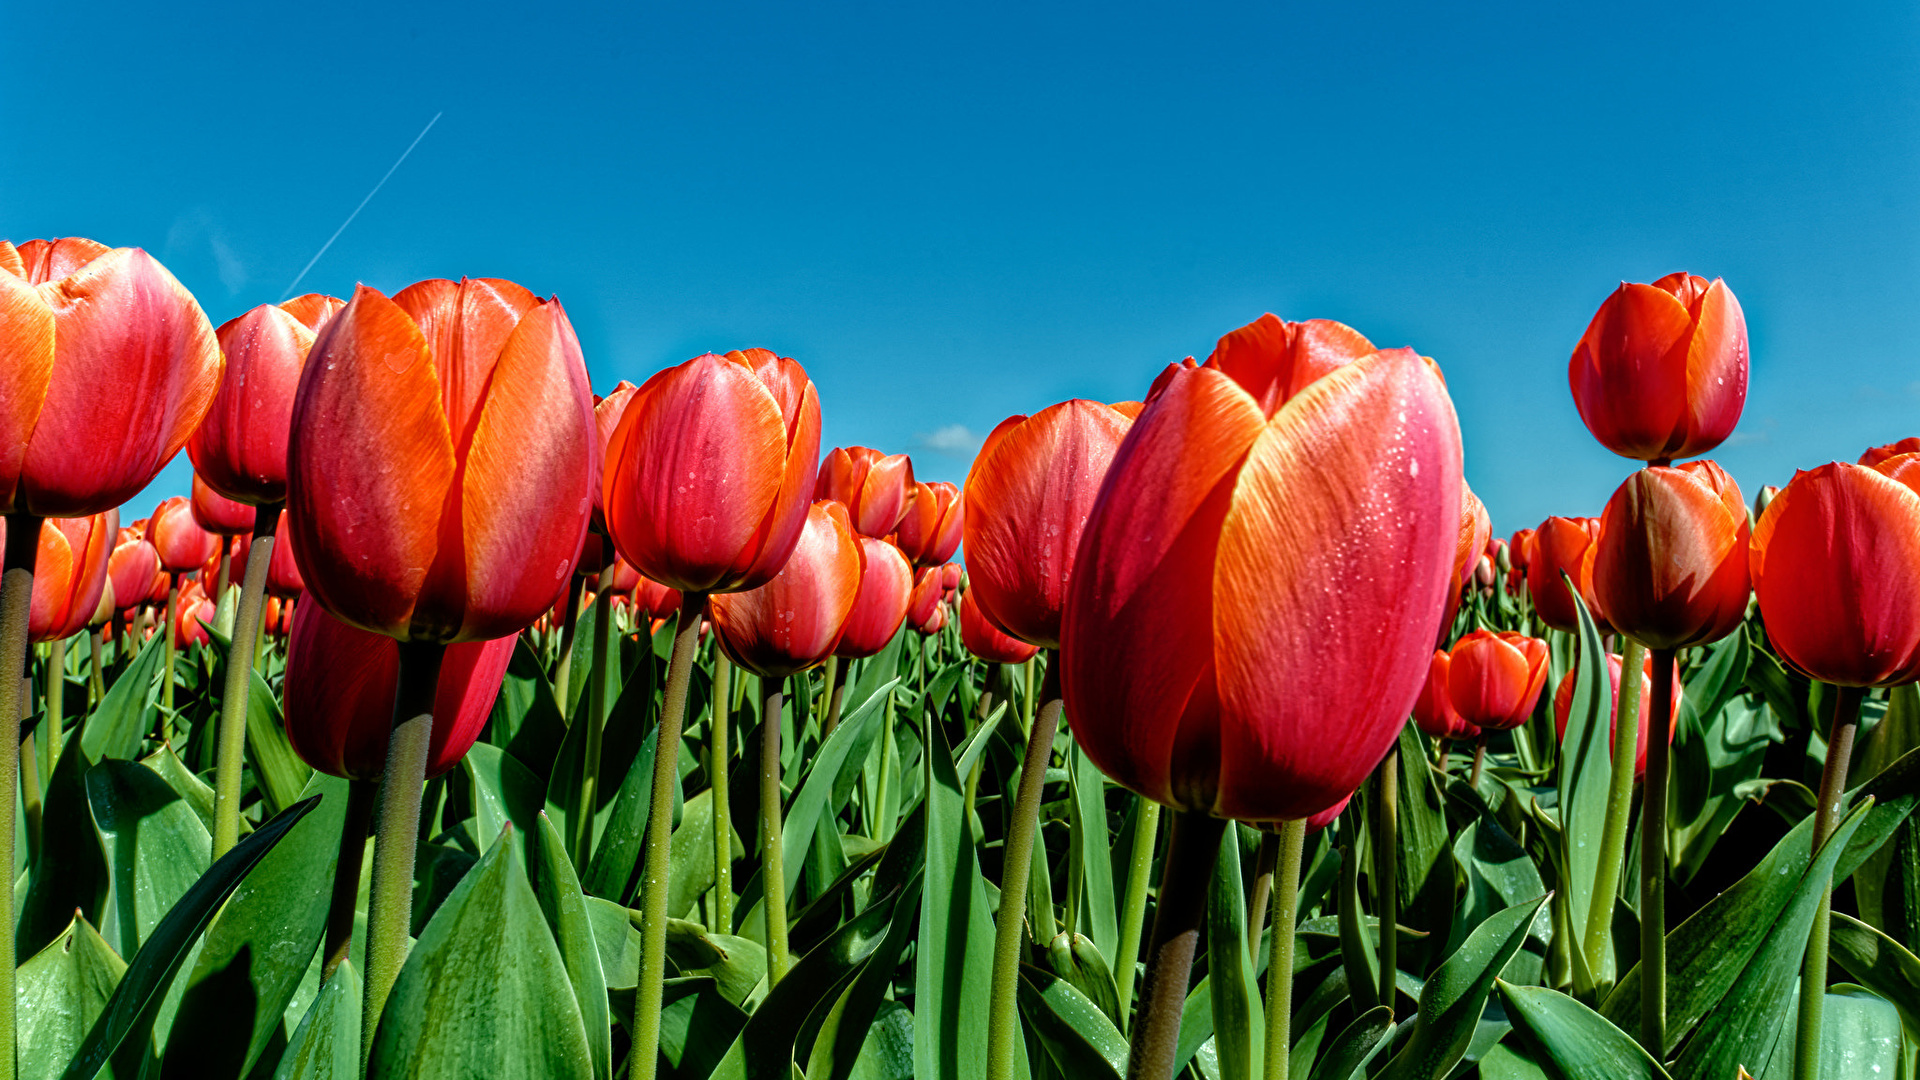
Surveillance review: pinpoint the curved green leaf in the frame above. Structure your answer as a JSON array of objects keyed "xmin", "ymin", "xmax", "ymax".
[
  {"xmin": 80, "ymin": 628, "xmax": 164, "ymax": 764},
  {"xmin": 17, "ymin": 728, "xmax": 109, "ymax": 958},
  {"xmin": 18, "ymin": 916, "xmax": 125, "ymax": 1080},
  {"xmin": 532, "ymin": 812, "xmax": 612, "ymax": 1080},
  {"xmin": 270, "ymin": 959, "xmax": 360, "ymax": 1080},
  {"xmin": 1374, "ymin": 893, "xmax": 1549, "ymax": 1080},
  {"xmin": 1827, "ymin": 911, "xmax": 1920, "ymax": 1042},
  {"xmin": 1498, "ymin": 981, "xmax": 1670, "ymax": 1079},
  {"xmin": 88, "ymin": 759, "xmax": 212, "ymax": 959},
  {"xmin": 1306, "ymin": 1005, "xmax": 1394, "ymax": 1080},
  {"xmin": 1016, "ymin": 964, "xmax": 1126, "ymax": 1080},
  {"xmin": 914, "ymin": 708, "xmax": 997, "ymax": 1080}
]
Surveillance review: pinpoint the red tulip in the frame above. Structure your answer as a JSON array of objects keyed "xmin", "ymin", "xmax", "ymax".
[
  {"xmin": 959, "ymin": 585, "xmax": 1038, "ymax": 664},
  {"xmin": 1440, "ymin": 484, "xmax": 1492, "ymax": 634},
  {"xmin": 1303, "ymin": 794, "xmax": 1351, "ymax": 834},
  {"xmin": 603, "ymin": 350, "xmax": 821, "ymax": 595},
  {"xmin": 1552, "ymin": 651, "xmax": 1680, "ymax": 780},
  {"xmin": 894, "ymin": 481, "xmax": 963, "ymax": 569},
  {"xmin": 192, "ymin": 474, "xmax": 254, "ymax": 536},
  {"xmin": 608, "ymin": 557, "xmax": 640, "ymax": 594},
  {"xmin": 174, "ymin": 580, "xmax": 215, "ymax": 649},
  {"xmin": 1750, "ymin": 457, "xmax": 1920, "ymax": 686},
  {"xmin": 831, "ymin": 534, "xmax": 913, "ymax": 659},
  {"xmin": 1507, "ymin": 527, "xmax": 1536, "ymax": 594},
  {"xmin": 188, "ymin": 296, "xmax": 342, "ymax": 506},
  {"xmin": 964, "ymin": 401, "xmax": 1136, "ymax": 648},
  {"xmin": 282, "ymin": 599, "xmax": 516, "ymax": 781},
  {"xmin": 201, "ymin": 534, "xmax": 252, "ymax": 593},
  {"xmin": 1527, "ymin": 516, "xmax": 1608, "ymax": 633},
  {"xmin": 940, "ymin": 562, "xmax": 962, "ymax": 595},
  {"xmin": 1592, "ymin": 460, "xmax": 1750, "ymax": 650},
  {"xmin": 1569, "ymin": 272, "xmax": 1747, "ymax": 462},
  {"xmin": 818, "ymin": 447, "xmax": 915, "ymax": 538},
  {"xmin": 0, "ymin": 511, "xmax": 118, "ymax": 643},
  {"xmin": 1446, "ymin": 630, "xmax": 1549, "ymax": 732},
  {"xmin": 1062, "ymin": 315, "xmax": 1463, "ymax": 821},
  {"xmin": 1412, "ymin": 650, "xmax": 1477, "ymax": 742},
  {"xmin": 0, "ymin": 238, "xmax": 223, "ymax": 517},
  {"xmin": 918, "ymin": 604, "xmax": 948, "ymax": 635},
  {"xmin": 108, "ymin": 527, "xmax": 161, "ymax": 617},
  {"xmin": 574, "ymin": 381, "xmax": 642, "ymax": 579},
  {"xmin": 906, "ymin": 565, "xmax": 943, "ymax": 632},
  {"xmin": 147, "ymin": 495, "xmax": 219, "ymax": 573},
  {"xmin": 709, "ymin": 501, "xmax": 863, "ymax": 677},
  {"xmin": 633, "ymin": 576, "xmax": 682, "ymax": 621},
  {"xmin": 287, "ymin": 279, "xmax": 597, "ymax": 643},
  {"xmin": 1861, "ymin": 439, "xmax": 1920, "ymax": 468},
  {"xmin": 266, "ymin": 510, "xmax": 305, "ymax": 598}
]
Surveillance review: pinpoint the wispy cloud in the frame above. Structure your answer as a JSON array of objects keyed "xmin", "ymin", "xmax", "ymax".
[
  {"xmin": 913, "ymin": 423, "xmax": 982, "ymax": 457},
  {"xmin": 165, "ymin": 208, "xmax": 248, "ymax": 295}
]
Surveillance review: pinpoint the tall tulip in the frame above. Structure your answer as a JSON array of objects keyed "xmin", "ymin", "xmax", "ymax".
[
  {"xmin": 286, "ymin": 277, "xmax": 596, "ymax": 1045},
  {"xmin": 817, "ymin": 446, "xmax": 915, "ymax": 537},
  {"xmin": 960, "ymin": 585, "xmax": 1038, "ymax": 665},
  {"xmin": 894, "ymin": 480, "xmax": 963, "ymax": 568},
  {"xmin": 1569, "ymin": 272, "xmax": 1748, "ymax": 462},
  {"xmin": 1593, "ymin": 460, "xmax": 1750, "ymax": 652},
  {"xmin": 1060, "ymin": 314, "xmax": 1459, "ymax": 1079},
  {"xmin": 1527, "ymin": 516, "xmax": 1608, "ymax": 633}
]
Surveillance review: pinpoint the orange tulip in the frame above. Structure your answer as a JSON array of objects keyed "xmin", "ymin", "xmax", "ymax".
[
  {"xmin": 1751, "ymin": 456, "xmax": 1920, "ymax": 686},
  {"xmin": 817, "ymin": 446, "xmax": 915, "ymax": 538},
  {"xmin": 609, "ymin": 556, "xmax": 640, "ymax": 594},
  {"xmin": 1861, "ymin": 438, "xmax": 1920, "ymax": 468},
  {"xmin": 574, "ymin": 380, "xmax": 642, "ymax": 579},
  {"xmin": 1061, "ymin": 315, "xmax": 1463, "ymax": 820},
  {"xmin": 1569, "ymin": 272, "xmax": 1747, "ymax": 462},
  {"xmin": 286, "ymin": 279, "xmax": 597, "ymax": 643},
  {"xmin": 1552, "ymin": 651, "xmax": 1680, "ymax": 780},
  {"xmin": 1507, "ymin": 527, "xmax": 1536, "ymax": 594},
  {"xmin": 0, "ymin": 511, "xmax": 118, "ymax": 643},
  {"xmin": 0, "ymin": 238, "xmax": 222, "ymax": 517},
  {"xmin": 906, "ymin": 565, "xmax": 944, "ymax": 632},
  {"xmin": 894, "ymin": 480, "xmax": 963, "ymax": 569},
  {"xmin": 1412, "ymin": 650, "xmax": 1477, "ymax": 742},
  {"xmin": 633, "ymin": 576, "xmax": 683, "ymax": 621},
  {"xmin": 960, "ymin": 585, "xmax": 1038, "ymax": 664},
  {"xmin": 1447, "ymin": 630, "xmax": 1549, "ymax": 732},
  {"xmin": 709, "ymin": 501, "xmax": 863, "ymax": 677},
  {"xmin": 1527, "ymin": 516, "xmax": 1608, "ymax": 633},
  {"xmin": 832, "ymin": 534, "xmax": 913, "ymax": 659},
  {"xmin": 964, "ymin": 401, "xmax": 1135, "ymax": 649},
  {"xmin": 192, "ymin": 473, "xmax": 254, "ymax": 536},
  {"xmin": 147, "ymin": 495, "xmax": 219, "ymax": 573},
  {"xmin": 1593, "ymin": 460, "xmax": 1750, "ymax": 650},
  {"xmin": 188, "ymin": 295, "xmax": 342, "ymax": 506},
  {"xmin": 109, "ymin": 527, "xmax": 160, "ymax": 617},
  {"xmin": 603, "ymin": 350, "xmax": 821, "ymax": 596}
]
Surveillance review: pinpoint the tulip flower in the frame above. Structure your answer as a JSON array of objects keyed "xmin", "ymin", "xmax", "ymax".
[
  {"xmin": 1507, "ymin": 527, "xmax": 1535, "ymax": 595},
  {"xmin": 266, "ymin": 511, "xmax": 305, "ymax": 598},
  {"xmin": 831, "ymin": 534, "xmax": 913, "ymax": 659},
  {"xmin": 148, "ymin": 495, "xmax": 219, "ymax": 573},
  {"xmin": 191, "ymin": 473, "xmax": 254, "ymax": 537},
  {"xmin": 710, "ymin": 501, "xmax": 864, "ymax": 678},
  {"xmin": 1527, "ymin": 516, "xmax": 1608, "ymax": 633},
  {"xmin": 1440, "ymin": 484, "xmax": 1492, "ymax": 633},
  {"xmin": 189, "ymin": 296, "xmax": 341, "ymax": 507},
  {"xmin": 0, "ymin": 511, "xmax": 117, "ymax": 644},
  {"xmin": 633, "ymin": 576, "xmax": 682, "ymax": 621},
  {"xmin": 1569, "ymin": 272, "xmax": 1748, "ymax": 462},
  {"xmin": 174, "ymin": 580, "xmax": 215, "ymax": 649},
  {"xmin": 1446, "ymin": 630, "xmax": 1549, "ymax": 732},
  {"xmin": 818, "ymin": 446, "xmax": 915, "ymax": 538},
  {"xmin": 894, "ymin": 480, "xmax": 963, "ymax": 568},
  {"xmin": 1412, "ymin": 650, "xmax": 1477, "ymax": 743},
  {"xmin": 905, "ymin": 565, "xmax": 944, "ymax": 632},
  {"xmin": 1552, "ymin": 651, "xmax": 1679, "ymax": 780},
  {"xmin": 1860, "ymin": 438, "xmax": 1920, "ymax": 468},
  {"xmin": 108, "ymin": 528, "xmax": 160, "ymax": 617},
  {"xmin": 1593, "ymin": 460, "xmax": 1750, "ymax": 651},
  {"xmin": 959, "ymin": 585, "xmax": 1038, "ymax": 664},
  {"xmin": 941, "ymin": 561, "xmax": 962, "ymax": 595}
]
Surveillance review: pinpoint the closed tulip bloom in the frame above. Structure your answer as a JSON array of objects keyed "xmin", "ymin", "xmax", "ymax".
[
  {"xmin": 1447, "ymin": 630, "xmax": 1549, "ymax": 732},
  {"xmin": 609, "ymin": 557, "xmax": 640, "ymax": 593},
  {"xmin": 709, "ymin": 501, "xmax": 863, "ymax": 678},
  {"xmin": 1527, "ymin": 516, "xmax": 1608, "ymax": 633},
  {"xmin": 832, "ymin": 534, "xmax": 913, "ymax": 659},
  {"xmin": 191, "ymin": 473, "xmax": 254, "ymax": 536},
  {"xmin": 283, "ymin": 599, "xmax": 516, "ymax": 781},
  {"xmin": 148, "ymin": 495, "xmax": 219, "ymax": 572},
  {"xmin": 1861, "ymin": 438, "xmax": 1920, "ymax": 468},
  {"xmin": 965, "ymin": 401, "xmax": 1136, "ymax": 648},
  {"xmin": 0, "ymin": 238, "xmax": 223, "ymax": 517},
  {"xmin": 1569, "ymin": 272, "xmax": 1747, "ymax": 462},
  {"xmin": 188, "ymin": 296, "xmax": 342, "ymax": 505},
  {"xmin": 287, "ymin": 279, "xmax": 597, "ymax": 643},
  {"xmin": 906, "ymin": 565, "xmax": 944, "ymax": 631},
  {"xmin": 109, "ymin": 528, "xmax": 161, "ymax": 617},
  {"xmin": 941, "ymin": 562, "xmax": 962, "ymax": 594},
  {"xmin": 604, "ymin": 350, "xmax": 821, "ymax": 595},
  {"xmin": 1062, "ymin": 315, "xmax": 1462, "ymax": 821},
  {"xmin": 1507, "ymin": 527, "xmax": 1536, "ymax": 594},
  {"xmin": 1440, "ymin": 484, "xmax": 1492, "ymax": 632},
  {"xmin": 818, "ymin": 446, "xmax": 915, "ymax": 537},
  {"xmin": 633, "ymin": 576, "xmax": 682, "ymax": 621},
  {"xmin": 1593, "ymin": 460, "xmax": 1750, "ymax": 650},
  {"xmin": 1412, "ymin": 650, "xmax": 1477, "ymax": 742},
  {"xmin": 1, "ymin": 511, "xmax": 118, "ymax": 643},
  {"xmin": 266, "ymin": 510, "xmax": 305, "ymax": 598},
  {"xmin": 894, "ymin": 481, "xmax": 963, "ymax": 569},
  {"xmin": 575, "ymin": 381, "xmax": 641, "ymax": 578},
  {"xmin": 960, "ymin": 585, "xmax": 1039, "ymax": 664},
  {"xmin": 1552, "ymin": 651, "xmax": 1680, "ymax": 780},
  {"xmin": 918, "ymin": 604, "xmax": 948, "ymax": 635},
  {"xmin": 1750, "ymin": 457, "xmax": 1920, "ymax": 686},
  {"xmin": 175, "ymin": 580, "xmax": 215, "ymax": 649}
]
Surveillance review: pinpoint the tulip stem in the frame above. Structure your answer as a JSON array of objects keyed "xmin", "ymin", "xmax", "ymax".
[
  {"xmin": 162, "ymin": 571, "xmax": 180, "ymax": 727},
  {"xmin": 1114, "ymin": 795, "xmax": 1161, "ymax": 1031},
  {"xmin": 1264, "ymin": 818, "xmax": 1307, "ymax": 1080},
  {"xmin": 361, "ymin": 639, "xmax": 446, "ymax": 1063},
  {"xmin": 44, "ymin": 636, "xmax": 64, "ymax": 771},
  {"xmin": 1374, "ymin": 745, "xmax": 1400, "ymax": 1014},
  {"xmin": 710, "ymin": 651, "xmax": 733, "ymax": 934},
  {"xmin": 762, "ymin": 676, "xmax": 793, "ymax": 984},
  {"xmin": 1795, "ymin": 684, "xmax": 1863, "ymax": 1080},
  {"xmin": 1582, "ymin": 637, "xmax": 1645, "ymax": 986},
  {"xmin": 0, "ymin": 513, "xmax": 42, "ymax": 1080},
  {"xmin": 213, "ymin": 506, "xmax": 277, "ymax": 861},
  {"xmin": 1246, "ymin": 830, "xmax": 1279, "ymax": 960},
  {"xmin": 629, "ymin": 598, "xmax": 704, "ymax": 1080},
  {"xmin": 874, "ymin": 685, "xmax": 895, "ymax": 841},
  {"xmin": 986, "ymin": 653, "xmax": 1063, "ymax": 1080},
  {"xmin": 322, "ymin": 778, "xmax": 379, "ymax": 981},
  {"xmin": 552, "ymin": 573, "xmax": 587, "ymax": 716},
  {"xmin": 573, "ymin": 566, "xmax": 617, "ymax": 867},
  {"xmin": 1641, "ymin": 647, "xmax": 1675, "ymax": 1055},
  {"xmin": 821, "ymin": 655, "xmax": 849, "ymax": 738},
  {"xmin": 90, "ymin": 626, "xmax": 105, "ymax": 708},
  {"xmin": 1126, "ymin": 808, "xmax": 1225, "ymax": 1080},
  {"xmin": 964, "ymin": 686, "xmax": 991, "ymax": 842},
  {"xmin": 1470, "ymin": 732, "xmax": 1487, "ymax": 789}
]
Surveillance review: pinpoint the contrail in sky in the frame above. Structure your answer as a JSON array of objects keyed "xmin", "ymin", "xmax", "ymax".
[{"xmin": 279, "ymin": 111, "xmax": 442, "ymax": 301}]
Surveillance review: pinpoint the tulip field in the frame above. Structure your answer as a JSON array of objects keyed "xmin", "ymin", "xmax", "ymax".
[{"xmin": 9, "ymin": 241, "xmax": 1920, "ymax": 1080}]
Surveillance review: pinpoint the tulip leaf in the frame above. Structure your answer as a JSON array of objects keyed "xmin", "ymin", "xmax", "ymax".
[
  {"xmin": 1476, "ymin": 1042, "xmax": 1554, "ymax": 1080},
  {"xmin": 804, "ymin": 871, "xmax": 924, "ymax": 1080},
  {"xmin": 367, "ymin": 827, "xmax": 595, "ymax": 1079},
  {"xmin": 17, "ymin": 915, "xmax": 126, "ymax": 1080},
  {"xmin": 779, "ymin": 677, "xmax": 898, "ymax": 899},
  {"xmin": 81, "ymin": 628, "xmax": 165, "ymax": 763},
  {"xmin": 463, "ymin": 741, "xmax": 545, "ymax": 860},
  {"xmin": 1827, "ymin": 912, "xmax": 1920, "ymax": 1041},
  {"xmin": 585, "ymin": 896, "xmax": 644, "ymax": 991},
  {"xmin": 1497, "ymin": 981, "xmax": 1670, "ymax": 1079},
  {"xmin": 1015, "ymin": 964, "xmax": 1127, "ymax": 1080},
  {"xmin": 1373, "ymin": 893, "xmax": 1549, "ymax": 1080},
  {"xmin": 1555, "ymin": 588, "xmax": 1614, "ymax": 989},
  {"xmin": 1395, "ymin": 723, "xmax": 1454, "ymax": 971},
  {"xmin": 1208, "ymin": 822, "xmax": 1265, "ymax": 1078},
  {"xmin": 915, "ymin": 702, "xmax": 999, "ymax": 1080},
  {"xmin": 270, "ymin": 957, "xmax": 360, "ymax": 1080},
  {"xmin": 245, "ymin": 668, "xmax": 312, "ymax": 816},
  {"xmin": 489, "ymin": 637, "xmax": 569, "ymax": 780},
  {"xmin": 161, "ymin": 771, "xmax": 350, "ymax": 1078},
  {"xmin": 531, "ymin": 812, "xmax": 612, "ymax": 1080},
  {"xmin": 668, "ymin": 788, "xmax": 737, "ymax": 920},
  {"xmin": 581, "ymin": 725, "xmax": 660, "ymax": 902},
  {"xmin": 1068, "ymin": 739, "xmax": 1119, "ymax": 965},
  {"xmin": 545, "ymin": 646, "xmax": 652, "ymax": 867},
  {"xmin": 1305, "ymin": 1005, "xmax": 1395, "ymax": 1080},
  {"xmin": 88, "ymin": 758, "xmax": 213, "ymax": 960},
  {"xmin": 60, "ymin": 796, "xmax": 320, "ymax": 1080},
  {"xmin": 17, "ymin": 728, "xmax": 110, "ymax": 959}
]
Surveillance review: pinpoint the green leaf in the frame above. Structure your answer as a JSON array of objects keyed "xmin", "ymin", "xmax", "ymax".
[
  {"xmin": 1394, "ymin": 724, "xmax": 1453, "ymax": 969},
  {"xmin": 531, "ymin": 812, "xmax": 612, "ymax": 1080},
  {"xmin": 88, "ymin": 758, "xmax": 213, "ymax": 959},
  {"xmin": 246, "ymin": 669, "xmax": 312, "ymax": 815},
  {"xmin": 1555, "ymin": 590, "xmax": 1614, "ymax": 988},
  {"xmin": 463, "ymin": 741, "xmax": 546, "ymax": 857},
  {"xmin": 586, "ymin": 896, "xmax": 644, "ymax": 991},
  {"xmin": 17, "ymin": 726, "xmax": 110, "ymax": 958},
  {"xmin": 1814, "ymin": 985, "xmax": 1904, "ymax": 1079},
  {"xmin": 270, "ymin": 958, "xmax": 360, "ymax": 1080},
  {"xmin": 1068, "ymin": 740, "xmax": 1119, "ymax": 966},
  {"xmin": 367, "ymin": 828, "xmax": 594, "ymax": 1079},
  {"xmin": 669, "ymin": 788, "xmax": 737, "ymax": 919},
  {"xmin": 60, "ymin": 796, "xmax": 320, "ymax": 1080},
  {"xmin": 161, "ymin": 771, "xmax": 351, "ymax": 1079},
  {"xmin": 1498, "ymin": 981, "xmax": 1670, "ymax": 1079},
  {"xmin": 1305, "ymin": 1005, "xmax": 1394, "ymax": 1080},
  {"xmin": 1477, "ymin": 1042, "xmax": 1554, "ymax": 1080},
  {"xmin": 1016, "ymin": 964, "xmax": 1127, "ymax": 1080},
  {"xmin": 18, "ymin": 916, "xmax": 126, "ymax": 1079},
  {"xmin": 1373, "ymin": 893, "xmax": 1549, "ymax": 1080},
  {"xmin": 1827, "ymin": 912, "xmax": 1920, "ymax": 1042},
  {"xmin": 139, "ymin": 745, "xmax": 219, "ymax": 836},
  {"xmin": 1208, "ymin": 822, "xmax": 1265, "ymax": 1079},
  {"xmin": 779, "ymin": 678, "xmax": 900, "ymax": 899},
  {"xmin": 488, "ymin": 637, "xmax": 569, "ymax": 780},
  {"xmin": 544, "ymin": 643, "xmax": 650, "ymax": 866},
  {"xmin": 805, "ymin": 873, "xmax": 925, "ymax": 1080},
  {"xmin": 81, "ymin": 628, "xmax": 164, "ymax": 763},
  {"xmin": 651, "ymin": 976, "xmax": 748, "ymax": 1078},
  {"xmin": 914, "ymin": 701, "xmax": 997, "ymax": 1080},
  {"xmin": 581, "ymin": 725, "xmax": 659, "ymax": 901}
]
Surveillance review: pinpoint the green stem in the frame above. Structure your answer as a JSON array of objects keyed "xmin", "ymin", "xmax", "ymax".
[
  {"xmin": 552, "ymin": 572, "xmax": 587, "ymax": 717},
  {"xmin": 1640, "ymin": 646, "xmax": 1675, "ymax": 1055},
  {"xmin": 710, "ymin": 651, "xmax": 733, "ymax": 934},
  {"xmin": 1374, "ymin": 745, "xmax": 1400, "ymax": 1014},
  {"xmin": 1795, "ymin": 685, "xmax": 1863, "ymax": 1080},
  {"xmin": 1114, "ymin": 796, "xmax": 1161, "ymax": 1032},
  {"xmin": 0, "ymin": 512, "xmax": 43, "ymax": 1080},
  {"xmin": 322, "ymin": 778, "xmax": 379, "ymax": 981},
  {"xmin": 1246, "ymin": 830, "xmax": 1279, "ymax": 959},
  {"xmin": 964, "ymin": 687, "xmax": 991, "ymax": 842},
  {"xmin": 763, "ymin": 676, "xmax": 791, "ymax": 983},
  {"xmin": 874, "ymin": 685, "xmax": 895, "ymax": 840},
  {"xmin": 44, "ymin": 636, "xmax": 64, "ymax": 768},
  {"xmin": 90, "ymin": 626, "xmax": 105, "ymax": 708},
  {"xmin": 986, "ymin": 653, "xmax": 1063, "ymax": 1080},
  {"xmin": 360, "ymin": 639, "xmax": 446, "ymax": 1063},
  {"xmin": 1125, "ymin": 809, "xmax": 1225, "ymax": 1080},
  {"xmin": 1582, "ymin": 637, "xmax": 1646, "ymax": 983},
  {"xmin": 162, "ymin": 571, "xmax": 179, "ymax": 724},
  {"xmin": 213, "ymin": 506, "xmax": 277, "ymax": 860},
  {"xmin": 821, "ymin": 655, "xmax": 848, "ymax": 738},
  {"xmin": 630, "ymin": 597, "xmax": 704, "ymax": 1080},
  {"xmin": 1264, "ymin": 819, "xmax": 1307, "ymax": 1080},
  {"xmin": 573, "ymin": 566, "xmax": 616, "ymax": 866}
]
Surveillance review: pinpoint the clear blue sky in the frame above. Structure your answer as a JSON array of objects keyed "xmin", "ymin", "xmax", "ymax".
[{"xmin": 5, "ymin": 1, "xmax": 1916, "ymax": 535}]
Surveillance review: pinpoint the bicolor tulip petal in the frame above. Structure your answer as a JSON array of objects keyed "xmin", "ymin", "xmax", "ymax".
[
  {"xmin": 1593, "ymin": 460, "xmax": 1750, "ymax": 650},
  {"xmin": 1569, "ymin": 273, "xmax": 1748, "ymax": 462},
  {"xmin": 147, "ymin": 495, "xmax": 219, "ymax": 573},
  {"xmin": 894, "ymin": 480, "xmax": 963, "ymax": 568},
  {"xmin": 709, "ymin": 500, "xmax": 863, "ymax": 678},
  {"xmin": 189, "ymin": 299, "xmax": 337, "ymax": 506}
]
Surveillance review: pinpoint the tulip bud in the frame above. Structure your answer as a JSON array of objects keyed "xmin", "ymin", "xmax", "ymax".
[
  {"xmin": 894, "ymin": 481, "xmax": 963, "ymax": 569},
  {"xmin": 1753, "ymin": 484, "xmax": 1780, "ymax": 519},
  {"xmin": 148, "ymin": 495, "xmax": 218, "ymax": 573},
  {"xmin": 709, "ymin": 501, "xmax": 864, "ymax": 677},
  {"xmin": 817, "ymin": 447, "xmax": 915, "ymax": 538},
  {"xmin": 0, "ymin": 511, "xmax": 118, "ymax": 643},
  {"xmin": 1412, "ymin": 650, "xmax": 1478, "ymax": 742},
  {"xmin": 1526, "ymin": 516, "xmax": 1608, "ymax": 633},
  {"xmin": 1046, "ymin": 932, "xmax": 1122, "ymax": 1027},
  {"xmin": 189, "ymin": 297, "xmax": 341, "ymax": 506},
  {"xmin": 1447, "ymin": 630, "xmax": 1549, "ymax": 732},
  {"xmin": 1592, "ymin": 460, "xmax": 1750, "ymax": 651},
  {"xmin": 108, "ymin": 528, "xmax": 161, "ymax": 618},
  {"xmin": 831, "ymin": 534, "xmax": 914, "ymax": 659}
]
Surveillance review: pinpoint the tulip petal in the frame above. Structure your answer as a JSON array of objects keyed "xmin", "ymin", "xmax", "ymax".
[
  {"xmin": 1678, "ymin": 280, "xmax": 1749, "ymax": 459},
  {"xmin": 730, "ymin": 375, "xmax": 823, "ymax": 592},
  {"xmin": 27, "ymin": 519, "xmax": 75, "ymax": 640},
  {"xmin": 1210, "ymin": 349, "xmax": 1463, "ymax": 820},
  {"xmin": 1206, "ymin": 315, "xmax": 1374, "ymax": 416},
  {"xmin": 394, "ymin": 278, "xmax": 540, "ymax": 451},
  {"xmin": 1569, "ymin": 283, "xmax": 1692, "ymax": 461},
  {"xmin": 833, "ymin": 535, "xmax": 913, "ymax": 658},
  {"xmin": 192, "ymin": 305, "xmax": 314, "ymax": 505},
  {"xmin": 0, "ymin": 242, "xmax": 23, "ymax": 279},
  {"xmin": 0, "ymin": 271, "xmax": 55, "ymax": 514},
  {"xmin": 14, "ymin": 238, "xmax": 111, "ymax": 285},
  {"xmin": 710, "ymin": 502, "xmax": 863, "ymax": 677},
  {"xmin": 279, "ymin": 293, "xmax": 346, "ymax": 333}
]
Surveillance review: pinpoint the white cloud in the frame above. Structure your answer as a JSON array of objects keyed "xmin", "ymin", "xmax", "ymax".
[{"xmin": 913, "ymin": 423, "xmax": 982, "ymax": 457}]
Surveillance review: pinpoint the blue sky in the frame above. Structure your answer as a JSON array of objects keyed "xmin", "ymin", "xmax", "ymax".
[{"xmin": 4, "ymin": 1, "xmax": 1916, "ymax": 535}]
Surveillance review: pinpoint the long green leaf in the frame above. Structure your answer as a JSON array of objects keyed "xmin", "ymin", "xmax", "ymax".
[
  {"xmin": 88, "ymin": 759, "xmax": 212, "ymax": 959},
  {"xmin": 1069, "ymin": 740, "xmax": 1119, "ymax": 965},
  {"xmin": 915, "ymin": 702, "xmax": 997, "ymax": 1080},
  {"xmin": 532, "ymin": 812, "xmax": 613, "ymax": 1080},
  {"xmin": 80, "ymin": 628, "xmax": 164, "ymax": 763},
  {"xmin": 1556, "ymin": 591, "xmax": 1613, "ymax": 989},
  {"xmin": 1016, "ymin": 964, "xmax": 1127, "ymax": 1079},
  {"xmin": 1306, "ymin": 1005, "xmax": 1395, "ymax": 1080},
  {"xmin": 1209, "ymin": 824, "xmax": 1264, "ymax": 1078},
  {"xmin": 581, "ymin": 725, "xmax": 659, "ymax": 901},
  {"xmin": 1827, "ymin": 912, "xmax": 1920, "ymax": 1042},
  {"xmin": 270, "ymin": 958, "xmax": 360, "ymax": 1080},
  {"xmin": 1373, "ymin": 894, "xmax": 1549, "ymax": 1080},
  {"xmin": 17, "ymin": 727, "xmax": 110, "ymax": 958},
  {"xmin": 805, "ymin": 873, "xmax": 925, "ymax": 1080},
  {"xmin": 1498, "ymin": 982, "xmax": 1670, "ymax": 1079},
  {"xmin": 780, "ymin": 677, "xmax": 900, "ymax": 898},
  {"xmin": 246, "ymin": 669, "xmax": 312, "ymax": 815}
]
